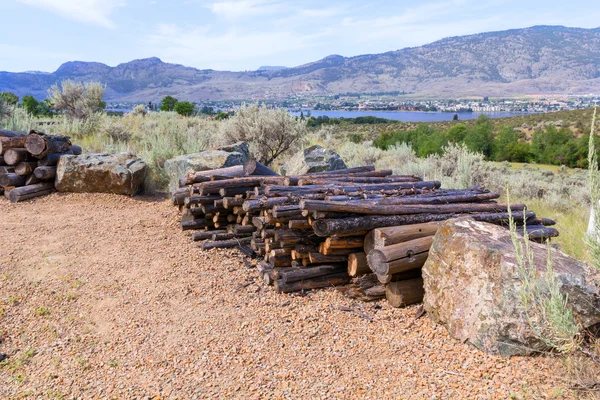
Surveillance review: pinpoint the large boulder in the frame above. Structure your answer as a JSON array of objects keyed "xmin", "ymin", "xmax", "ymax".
[
  {"xmin": 423, "ymin": 217, "xmax": 600, "ymax": 356},
  {"xmin": 163, "ymin": 142, "xmax": 250, "ymax": 193},
  {"xmin": 55, "ymin": 152, "xmax": 147, "ymax": 196},
  {"xmin": 283, "ymin": 145, "xmax": 346, "ymax": 175}
]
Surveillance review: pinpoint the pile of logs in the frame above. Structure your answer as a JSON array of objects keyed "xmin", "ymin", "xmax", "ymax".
[
  {"xmin": 174, "ymin": 162, "xmax": 559, "ymax": 307},
  {"xmin": 0, "ymin": 129, "xmax": 81, "ymax": 202}
]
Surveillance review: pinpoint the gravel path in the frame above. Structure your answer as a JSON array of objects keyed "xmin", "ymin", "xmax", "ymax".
[{"xmin": 0, "ymin": 193, "xmax": 571, "ymax": 399}]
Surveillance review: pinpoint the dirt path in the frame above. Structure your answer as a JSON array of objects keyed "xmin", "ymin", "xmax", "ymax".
[{"xmin": 0, "ymin": 193, "xmax": 569, "ymax": 399}]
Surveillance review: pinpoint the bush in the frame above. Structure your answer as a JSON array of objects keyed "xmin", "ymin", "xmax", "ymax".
[
  {"xmin": 48, "ymin": 80, "xmax": 106, "ymax": 120},
  {"xmin": 174, "ymin": 101, "xmax": 195, "ymax": 117},
  {"xmin": 220, "ymin": 104, "xmax": 307, "ymax": 166},
  {"xmin": 0, "ymin": 92, "xmax": 18, "ymax": 106},
  {"xmin": 160, "ymin": 96, "xmax": 178, "ymax": 112}
]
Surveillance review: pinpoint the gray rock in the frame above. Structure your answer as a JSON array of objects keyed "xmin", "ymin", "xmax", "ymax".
[
  {"xmin": 423, "ymin": 217, "xmax": 600, "ymax": 356},
  {"xmin": 163, "ymin": 142, "xmax": 250, "ymax": 193},
  {"xmin": 283, "ymin": 145, "xmax": 347, "ymax": 175},
  {"xmin": 55, "ymin": 152, "xmax": 147, "ymax": 196}
]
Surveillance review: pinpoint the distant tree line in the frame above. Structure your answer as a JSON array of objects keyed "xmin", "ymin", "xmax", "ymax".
[
  {"xmin": 306, "ymin": 115, "xmax": 395, "ymax": 127},
  {"xmin": 373, "ymin": 115, "xmax": 596, "ymax": 168}
]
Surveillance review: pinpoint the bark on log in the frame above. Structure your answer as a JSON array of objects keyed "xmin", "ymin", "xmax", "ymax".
[
  {"xmin": 312, "ymin": 211, "xmax": 535, "ymax": 237},
  {"xmin": 25, "ymin": 132, "xmax": 72, "ymax": 157},
  {"xmin": 3, "ymin": 148, "xmax": 29, "ymax": 165},
  {"xmin": 14, "ymin": 161, "xmax": 37, "ymax": 176},
  {"xmin": 275, "ymin": 272, "xmax": 351, "ymax": 293},
  {"xmin": 269, "ymin": 255, "xmax": 293, "ymax": 268},
  {"xmin": 25, "ymin": 174, "xmax": 41, "ymax": 185},
  {"xmin": 192, "ymin": 230, "xmax": 226, "ymax": 241},
  {"xmin": 171, "ymin": 187, "xmax": 190, "ymax": 206},
  {"xmin": 348, "ymin": 253, "xmax": 370, "ymax": 277},
  {"xmin": 222, "ymin": 197, "xmax": 245, "ymax": 209},
  {"xmin": 280, "ymin": 263, "xmax": 346, "ymax": 283},
  {"xmin": 185, "ymin": 196, "xmax": 220, "ymax": 207},
  {"xmin": 6, "ymin": 182, "xmax": 54, "ymax": 203},
  {"xmin": 308, "ymin": 252, "xmax": 348, "ymax": 264},
  {"xmin": 243, "ymin": 197, "xmax": 297, "ymax": 212},
  {"xmin": 289, "ymin": 219, "xmax": 312, "ymax": 230},
  {"xmin": 0, "ymin": 166, "xmax": 14, "ymax": 174},
  {"xmin": 324, "ymin": 236, "xmax": 365, "ymax": 249},
  {"xmin": 199, "ymin": 236, "xmax": 252, "ymax": 250},
  {"xmin": 0, "ymin": 136, "xmax": 27, "ymax": 155},
  {"xmin": 377, "ymin": 251, "xmax": 429, "ymax": 276},
  {"xmin": 37, "ymin": 152, "xmax": 73, "ymax": 167},
  {"xmin": 385, "ymin": 278, "xmax": 425, "ymax": 308},
  {"xmin": 181, "ymin": 220, "xmax": 210, "ymax": 231},
  {"xmin": 0, "ymin": 129, "xmax": 26, "ymax": 138},
  {"xmin": 267, "ymin": 181, "xmax": 441, "ymax": 195},
  {"xmin": 367, "ymin": 236, "xmax": 433, "ymax": 274},
  {"xmin": 373, "ymin": 222, "xmax": 441, "ymax": 248},
  {"xmin": 71, "ymin": 145, "xmax": 82, "ymax": 155},
  {"xmin": 0, "ymin": 173, "xmax": 26, "ymax": 187},
  {"xmin": 297, "ymin": 176, "xmax": 421, "ymax": 186},
  {"xmin": 244, "ymin": 158, "xmax": 280, "ymax": 176}
]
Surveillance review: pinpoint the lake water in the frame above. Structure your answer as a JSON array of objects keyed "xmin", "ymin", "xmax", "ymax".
[{"xmin": 290, "ymin": 110, "xmax": 531, "ymax": 122}]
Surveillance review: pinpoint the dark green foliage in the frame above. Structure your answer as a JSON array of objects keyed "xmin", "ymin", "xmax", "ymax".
[
  {"xmin": 174, "ymin": 101, "xmax": 195, "ymax": 116},
  {"xmin": 464, "ymin": 115, "xmax": 494, "ymax": 157},
  {"xmin": 200, "ymin": 105, "xmax": 215, "ymax": 115},
  {"xmin": 306, "ymin": 115, "xmax": 394, "ymax": 127},
  {"xmin": 0, "ymin": 92, "xmax": 18, "ymax": 105},
  {"xmin": 21, "ymin": 96, "xmax": 56, "ymax": 117},
  {"xmin": 215, "ymin": 111, "xmax": 231, "ymax": 120},
  {"xmin": 160, "ymin": 95, "xmax": 178, "ymax": 111}
]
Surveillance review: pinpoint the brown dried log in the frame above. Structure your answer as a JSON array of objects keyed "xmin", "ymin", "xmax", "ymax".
[
  {"xmin": 0, "ymin": 136, "xmax": 27, "ymax": 154},
  {"xmin": 184, "ymin": 165, "xmax": 246, "ymax": 184},
  {"xmin": 25, "ymin": 132, "xmax": 72, "ymax": 157},
  {"xmin": 0, "ymin": 173, "xmax": 26, "ymax": 187},
  {"xmin": 275, "ymin": 272, "xmax": 351, "ymax": 293},
  {"xmin": 243, "ymin": 158, "xmax": 280, "ymax": 176},
  {"xmin": 312, "ymin": 211, "xmax": 535, "ymax": 237},
  {"xmin": 181, "ymin": 220, "xmax": 210, "ymax": 231},
  {"xmin": 269, "ymin": 255, "xmax": 293, "ymax": 268},
  {"xmin": 6, "ymin": 182, "xmax": 54, "ymax": 203},
  {"xmin": 289, "ymin": 219, "xmax": 312, "ymax": 230},
  {"xmin": 14, "ymin": 161, "xmax": 37, "ymax": 176},
  {"xmin": 373, "ymin": 222, "xmax": 441, "ymax": 248},
  {"xmin": 377, "ymin": 251, "xmax": 429, "ymax": 276},
  {"xmin": 199, "ymin": 236, "xmax": 252, "ymax": 250},
  {"xmin": 37, "ymin": 152, "xmax": 73, "ymax": 167},
  {"xmin": 0, "ymin": 129, "xmax": 26, "ymax": 138},
  {"xmin": 222, "ymin": 197, "xmax": 245, "ymax": 209},
  {"xmin": 3, "ymin": 148, "xmax": 29, "ymax": 165},
  {"xmin": 25, "ymin": 174, "xmax": 41, "ymax": 185},
  {"xmin": 385, "ymin": 278, "xmax": 424, "ymax": 308},
  {"xmin": 324, "ymin": 236, "xmax": 364, "ymax": 249},
  {"xmin": 192, "ymin": 230, "xmax": 226, "ymax": 241},
  {"xmin": 367, "ymin": 237, "xmax": 433, "ymax": 274},
  {"xmin": 280, "ymin": 263, "xmax": 346, "ymax": 284},
  {"xmin": 243, "ymin": 196, "xmax": 295, "ymax": 212},
  {"xmin": 266, "ymin": 181, "xmax": 441, "ymax": 195},
  {"xmin": 348, "ymin": 253, "xmax": 370, "ymax": 277},
  {"xmin": 171, "ymin": 187, "xmax": 190, "ymax": 206},
  {"xmin": 308, "ymin": 253, "xmax": 348, "ymax": 264},
  {"xmin": 0, "ymin": 165, "xmax": 14, "ymax": 174}
]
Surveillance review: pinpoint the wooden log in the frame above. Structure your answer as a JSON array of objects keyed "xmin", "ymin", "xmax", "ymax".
[
  {"xmin": 280, "ymin": 263, "xmax": 346, "ymax": 283},
  {"xmin": 324, "ymin": 236, "xmax": 364, "ymax": 249},
  {"xmin": 275, "ymin": 272, "xmax": 351, "ymax": 293},
  {"xmin": 300, "ymin": 199, "xmax": 522, "ymax": 216},
  {"xmin": 297, "ymin": 176, "xmax": 422, "ymax": 186},
  {"xmin": 171, "ymin": 187, "xmax": 190, "ymax": 206},
  {"xmin": 367, "ymin": 236, "xmax": 433, "ymax": 274},
  {"xmin": 252, "ymin": 217, "xmax": 275, "ymax": 230},
  {"xmin": 6, "ymin": 182, "xmax": 54, "ymax": 203},
  {"xmin": 222, "ymin": 197, "xmax": 245, "ymax": 209},
  {"xmin": 518, "ymin": 225, "xmax": 560, "ymax": 241},
  {"xmin": 3, "ymin": 148, "xmax": 29, "ymax": 165},
  {"xmin": 266, "ymin": 181, "xmax": 441, "ymax": 195},
  {"xmin": 199, "ymin": 237, "xmax": 252, "ymax": 250},
  {"xmin": 378, "ymin": 251, "xmax": 429, "ymax": 276},
  {"xmin": 25, "ymin": 132, "xmax": 72, "ymax": 157},
  {"xmin": 373, "ymin": 222, "xmax": 441, "ymax": 248},
  {"xmin": 289, "ymin": 219, "xmax": 312, "ymax": 230},
  {"xmin": 269, "ymin": 255, "xmax": 293, "ymax": 268},
  {"xmin": 270, "ymin": 248, "xmax": 292, "ymax": 258},
  {"xmin": 233, "ymin": 225, "xmax": 257, "ymax": 235},
  {"xmin": 14, "ymin": 161, "xmax": 37, "ymax": 176},
  {"xmin": 37, "ymin": 152, "xmax": 73, "ymax": 167},
  {"xmin": 363, "ymin": 230, "xmax": 376, "ymax": 255},
  {"xmin": 311, "ymin": 211, "xmax": 535, "ymax": 237},
  {"xmin": 243, "ymin": 158, "xmax": 280, "ymax": 176},
  {"xmin": 181, "ymin": 220, "xmax": 210, "ymax": 231},
  {"xmin": 0, "ymin": 166, "xmax": 14, "ymax": 174},
  {"xmin": 348, "ymin": 253, "xmax": 370, "ymax": 277},
  {"xmin": 0, "ymin": 129, "xmax": 26, "ymax": 138},
  {"xmin": 71, "ymin": 145, "xmax": 82, "ymax": 155},
  {"xmin": 184, "ymin": 165, "xmax": 246, "ymax": 184},
  {"xmin": 192, "ymin": 230, "xmax": 226, "ymax": 241},
  {"xmin": 373, "ymin": 191, "xmax": 500, "ymax": 205},
  {"xmin": 385, "ymin": 278, "xmax": 424, "ymax": 308},
  {"xmin": 322, "ymin": 247, "xmax": 359, "ymax": 256},
  {"xmin": 25, "ymin": 174, "xmax": 41, "ymax": 185},
  {"xmin": 0, "ymin": 136, "xmax": 27, "ymax": 154},
  {"xmin": 0, "ymin": 155, "xmax": 4, "ymax": 166},
  {"xmin": 0, "ymin": 173, "xmax": 26, "ymax": 187},
  {"xmin": 219, "ymin": 187, "xmax": 258, "ymax": 197},
  {"xmin": 185, "ymin": 195, "xmax": 220, "ymax": 207},
  {"xmin": 308, "ymin": 253, "xmax": 348, "ymax": 264}
]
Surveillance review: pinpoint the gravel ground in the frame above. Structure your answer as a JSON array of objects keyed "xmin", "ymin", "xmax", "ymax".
[{"xmin": 0, "ymin": 193, "xmax": 573, "ymax": 399}]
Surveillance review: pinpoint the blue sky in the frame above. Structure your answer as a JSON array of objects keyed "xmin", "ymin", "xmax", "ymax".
[{"xmin": 1, "ymin": 0, "xmax": 599, "ymax": 73}]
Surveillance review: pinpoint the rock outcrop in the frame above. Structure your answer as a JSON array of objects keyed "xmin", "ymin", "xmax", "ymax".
[
  {"xmin": 283, "ymin": 145, "xmax": 346, "ymax": 175},
  {"xmin": 163, "ymin": 142, "xmax": 250, "ymax": 193},
  {"xmin": 55, "ymin": 152, "xmax": 147, "ymax": 196},
  {"xmin": 423, "ymin": 217, "xmax": 600, "ymax": 356}
]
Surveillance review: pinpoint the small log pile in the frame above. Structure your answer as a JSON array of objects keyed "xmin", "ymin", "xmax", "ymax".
[
  {"xmin": 0, "ymin": 130, "xmax": 81, "ymax": 202},
  {"xmin": 175, "ymin": 162, "xmax": 559, "ymax": 306}
]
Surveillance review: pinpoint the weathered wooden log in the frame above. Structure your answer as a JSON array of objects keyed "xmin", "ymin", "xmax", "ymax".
[
  {"xmin": 222, "ymin": 197, "xmax": 245, "ymax": 209},
  {"xmin": 308, "ymin": 253, "xmax": 348, "ymax": 264},
  {"xmin": 0, "ymin": 129, "xmax": 26, "ymax": 138},
  {"xmin": 25, "ymin": 132, "xmax": 72, "ymax": 157},
  {"xmin": 3, "ymin": 148, "xmax": 29, "ymax": 165},
  {"xmin": 348, "ymin": 253, "xmax": 370, "ymax": 277},
  {"xmin": 367, "ymin": 236, "xmax": 433, "ymax": 274},
  {"xmin": 269, "ymin": 255, "xmax": 293, "ymax": 268},
  {"xmin": 0, "ymin": 166, "xmax": 14, "ymax": 174},
  {"xmin": 297, "ymin": 176, "xmax": 422, "ymax": 186},
  {"xmin": 372, "ymin": 222, "xmax": 441, "ymax": 248},
  {"xmin": 275, "ymin": 272, "xmax": 351, "ymax": 293},
  {"xmin": 232, "ymin": 225, "xmax": 257, "ymax": 235},
  {"xmin": 252, "ymin": 217, "xmax": 275, "ymax": 230},
  {"xmin": 324, "ymin": 236, "xmax": 364, "ymax": 249},
  {"xmin": 25, "ymin": 174, "xmax": 41, "ymax": 185},
  {"xmin": 201, "ymin": 204, "xmax": 227, "ymax": 215},
  {"xmin": 71, "ymin": 145, "xmax": 82, "ymax": 155},
  {"xmin": 184, "ymin": 165, "xmax": 246, "ymax": 184},
  {"xmin": 518, "ymin": 225, "xmax": 560, "ymax": 241},
  {"xmin": 243, "ymin": 197, "xmax": 296, "ymax": 212},
  {"xmin": 289, "ymin": 219, "xmax": 312, "ymax": 230},
  {"xmin": 199, "ymin": 236, "xmax": 252, "ymax": 250},
  {"xmin": 0, "ymin": 136, "xmax": 28, "ymax": 154},
  {"xmin": 219, "ymin": 186, "xmax": 258, "ymax": 197},
  {"xmin": 14, "ymin": 161, "xmax": 37, "ymax": 176},
  {"xmin": 192, "ymin": 230, "xmax": 226, "ymax": 241},
  {"xmin": 181, "ymin": 220, "xmax": 210, "ymax": 231},
  {"xmin": 377, "ymin": 251, "xmax": 430, "ymax": 276},
  {"xmin": 184, "ymin": 195, "xmax": 219, "ymax": 207},
  {"xmin": 374, "ymin": 191, "xmax": 500, "ymax": 205},
  {"xmin": 312, "ymin": 211, "xmax": 535, "ymax": 237},
  {"xmin": 280, "ymin": 263, "xmax": 346, "ymax": 284},
  {"xmin": 243, "ymin": 158, "xmax": 280, "ymax": 176},
  {"xmin": 212, "ymin": 232, "xmax": 252, "ymax": 241},
  {"xmin": 0, "ymin": 173, "xmax": 26, "ymax": 187},
  {"xmin": 267, "ymin": 181, "xmax": 441, "ymax": 195},
  {"xmin": 37, "ymin": 152, "xmax": 73, "ymax": 167},
  {"xmin": 385, "ymin": 278, "xmax": 424, "ymax": 308},
  {"xmin": 6, "ymin": 182, "xmax": 55, "ymax": 203},
  {"xmin": 171, "ymin": 187, "xmax": 190, "ymax": 206},
  {"xmin": 300, "ymin": 199, "xmax": 522, "ymax": 216}
]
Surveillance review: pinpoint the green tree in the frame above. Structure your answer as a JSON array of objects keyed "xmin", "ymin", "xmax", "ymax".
[
  {"xmin": 453, "ymin": 113, "xmax": 459, "ymax": 121},
  {"xmin": 464, "ymin": 114, "xmax": 494, "ymax": 158},
  {"xmin": 174, "ymin": 101, "xmax": 195, "ymax": 116},
  {"xmin": 446, "ymin": 124, "xmax": 468, "ymax": 143},
  {"xmin": 21, "ymin": 95, "xmax": 40, "ymax": 115},
  {"xmin": 160, "ymin": 96, "xmax": 178, "ymax": 111},
  {"xmin": 0, "ymin": 92, "xmax": 19, "ymax": 106}
]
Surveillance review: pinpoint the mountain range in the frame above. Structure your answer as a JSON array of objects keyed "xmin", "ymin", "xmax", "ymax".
[{"xmin": 1, "ymin": 25, "xmax": 600, "ymax": 101}]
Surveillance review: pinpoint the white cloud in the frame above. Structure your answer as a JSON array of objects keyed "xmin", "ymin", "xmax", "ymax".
[
  {"xmin": 207, "ymin": 0, "xmax": 285, "ymax": 20},
  {"xmin": 18, "ymin": 0, "xmax": 125, "ymax": 29}
]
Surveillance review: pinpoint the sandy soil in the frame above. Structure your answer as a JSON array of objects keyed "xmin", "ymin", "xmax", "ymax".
[{"xmin": 0, "ymin": 193, "xmax": 571, "ymax": 399}]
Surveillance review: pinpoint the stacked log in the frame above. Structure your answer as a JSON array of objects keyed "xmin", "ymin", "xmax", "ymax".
[
  {"xmin": 174, "ymin": 162, "xmax": 559, "ymax": 301},
  {"xmin": 0, "ymin": 130, "xmax": 81, "ymax": 202}
]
